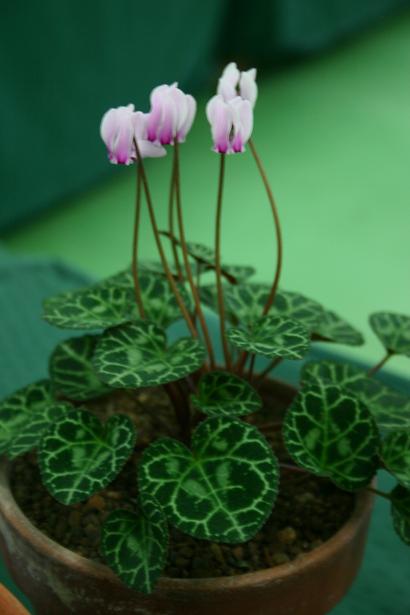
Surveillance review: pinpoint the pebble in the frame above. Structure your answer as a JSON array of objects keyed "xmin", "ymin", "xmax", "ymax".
[
  {"xmin": 277, "ymin": 527, "xmax": 297, "ymax": 545},
  {"xmin": 85, "ymin": 494, "xmax": 105, "ymax": 511}
]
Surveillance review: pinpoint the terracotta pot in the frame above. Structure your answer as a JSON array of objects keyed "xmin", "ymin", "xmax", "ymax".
[
  {"xmin": 0, "ymin": 583, "xmax": 30, "ymax": 615},
  {"xmin": 0, "ymin": 380, "xmax": 374, "ymax": 615}
]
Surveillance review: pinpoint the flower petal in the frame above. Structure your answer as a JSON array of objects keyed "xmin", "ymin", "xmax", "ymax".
[
  {"xmin": 100, "ymin": 105, "xmax": 136, "ymax": 165},
  {"xmin": 239, "ymin": 68, "xmax": 258, "ymax": 108},
  {"xmin": 177, "ymin": 94, "xmax": 196, "ymax": 142},
  {"xmin": 217, "ymin": 62, "xmax": 240, "ymax": 101},
  {"xmin": 206, "ymin": 95, "xmax": 232, "ymax": 154}
]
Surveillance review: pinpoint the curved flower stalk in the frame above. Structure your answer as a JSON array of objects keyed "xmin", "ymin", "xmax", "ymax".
[
  {"xmin": 206, "ymin": 93, "xmax": 254, "ymax": 369},
  {"xmin": 147, "ymin": 84, "xmax": 216, "ymax": 367},
  {"xmin": 100, "ymin": 105, "xmax": 197, "ymax": 339},
  {"xmin": 213, "ymin": 62, "xmax": 282, "ymax": 375}
]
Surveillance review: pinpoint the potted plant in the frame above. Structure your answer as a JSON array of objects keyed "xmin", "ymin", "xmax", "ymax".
[{"xmin": 0, "ymin": 63, "xmax": 409, "ymax": 615}]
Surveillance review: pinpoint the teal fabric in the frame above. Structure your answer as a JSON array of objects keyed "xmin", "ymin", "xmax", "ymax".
[
  {"xmin": 0, "ymin": 0, "xmax": 227, "ymax": 232},
  {"xmin": 2, "ymin": 1, "xmax": 410, "ymax": 232},
  {"xmin": 0, "ymin": 252, "xmax": 408, "ymax": 613}
]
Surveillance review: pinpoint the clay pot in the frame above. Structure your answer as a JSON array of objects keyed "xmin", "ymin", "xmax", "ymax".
[
  {"xmin": 0, "ymin": 380, "xmax": 374, "ymax": 615},
  {"xmin": 0, "ymin": 583, "xmax": 30, "ymax": 615}
]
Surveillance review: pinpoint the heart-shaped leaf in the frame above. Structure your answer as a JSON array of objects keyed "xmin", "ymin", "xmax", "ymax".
[
  {"xmin": 223, "ymin": 265, "xmax": 256, "ymax": 283},
  {"xmin": 43, "ymin": 283, "xmax": 136, "ymax": 330},
  {"xmin": 101, "ymin": 493, "xmax": 168, "ymax": 594},
  {"xmin": 382, "ymin": 430, "xmax": 410, "ymax": 489},
  {"xmin": 49, "ymin": 334, "xmax": 110, "ymax": 401},
  {"xmin": 370, "ymin": 312, "xmax": 410, "ymax": 357},
  {"xmin": 93, "ymin": 321, "xmax": 206, "ymax": 388},
  {"xmin": 206, "ymin": 284, "xmax": 324, "ymax": 332},
  {"xmin": 0, "ymin": 380, "xmax": 72, "ymax": 458},
  {"xmin": 39, "ymin": 408, "xmax": 136, "ymax": 504},
  {"xmin": 390, "ymin": 485, "xmax": 410, "ymax": 545},
  {"xmin": 313, "ymin": 310, "xmax": 364, "ymax": 346},
  {"xmin": 222, "ymin": 283, "xmax": 271, "ymax": 325},
  {"xmin": 283, "ymin": 376, "xmax": 379, "ymax": 491},
  {"xmin": 302, "ymin": 361, "xmax": 410, "ymax": 434},
  {"xmin": 138, "ymin": 416, "xmax": 279, "ymax": 543},
  {"xmin": 191, "ymin": 371, "xmax": 262, "ymax": 417},
  {"xmin": 227, "ymin": 315, "xmax": 310, "ymax": 360},
  {"xmin": 272, "ymin": 290, "xmax": 324, "ymax": 332},
  {"xmin": 106, "ymin": 270, "xmax": 193, "ymax": 328}
]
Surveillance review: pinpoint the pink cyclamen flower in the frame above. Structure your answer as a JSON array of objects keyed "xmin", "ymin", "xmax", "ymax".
[
  {"xmin": 100, "ymin": 104, "xmax": 166, "ymax": 164},
  {"xmin": 206, "ymin": 95, "xmax": 253, "ymax": 154},
  {"xmin": 146, "ymin": 83, "xmax": 196, "ymax": 145},
  {"xmin": 217, "ymin": 62, "xmax": 258, "ymax": 108}
]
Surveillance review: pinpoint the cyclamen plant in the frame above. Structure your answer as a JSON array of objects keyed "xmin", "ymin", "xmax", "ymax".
[{"xmin": 1, "ymin": 62, "xmax": 410, "ymax": 594}]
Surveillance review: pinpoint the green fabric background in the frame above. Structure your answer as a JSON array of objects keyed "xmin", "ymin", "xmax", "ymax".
[
  {"xmin": 0, "ymin": 252, "xmax": 408, "ymax": 613},
  {"xmin": 2, "ymin": 0, "xmax": 410, "ymax": 231}
]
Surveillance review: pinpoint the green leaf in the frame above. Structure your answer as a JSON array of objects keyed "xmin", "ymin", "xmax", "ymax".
[
  {"xmin": 227, "ymin": 315, "xmax": 310, "ymax": 360},
  {"xmin": 208, "ymin": 284, "xmax": 324, "ymax": 332},
  {"xmin": 138, "ymin": 417, "xmax": 279, "ymax": 543},
  {"xmin": 106, "ymin": 270, "xmax": 193, "ymax": 328},
  {"xmin": 283, "ymin": 377, "xmax": 379, "ymax": 491},
  {"xmin": 382, "ymin": 430, "xmax": 410, "ymax": 489},
  {"xmin": 49, "ymin": 334, "xmax": 110, "ymax": 401},
  {"xmin": 272, "ymin": 290, "xmax": 324, "ymax": 332},
  {"xmin": 302, "ymin": 361, "xmax": 410, "ymax": 434},
  {"xmin": 223, "ymin": 265, "xmax": 256, "ymax": 282},
  {"xmin": 39, "ymin": 408, "xmax": 136, "ymax": 504},
  {"xmin": 191, "ymin": 371, "xmax": 262, "ymax": 417},
  {"xmin": 370, "ymin": 312, "xmax": 410, "ymax": 357},
  {"xmin": 313, "ymin": 310, "xmax": 364, "ymax": 346},
  {"xmin": 93, "ymin": 321, "xmax": 206, "ymax": 388},
  {"xmin": 222, "ymin": 283, "xmax": 271, "ymax": 325},
  {"xmin": 390, "ymin": 485, "xmax": 410, "ymax": 545},
  {"xmin": 0, "ymin": 380, "xmax": 71, "ymax": 458},
  {"xmin": 43, "ymin": 283, "xmax": 136, "ymax": 330},
  {"xmin": 101, "ymin": 493, "xmax": 168, "ymax": 594}
]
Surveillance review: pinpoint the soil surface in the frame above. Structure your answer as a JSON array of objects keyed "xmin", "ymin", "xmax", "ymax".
[{"xmin": 11, "ymin": 383, "xmax": 354, "ymax": 579}]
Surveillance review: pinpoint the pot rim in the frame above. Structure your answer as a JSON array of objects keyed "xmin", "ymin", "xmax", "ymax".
[{"xmin": 0, "ymin": 459, "xmax": 374, "ymax": 594}]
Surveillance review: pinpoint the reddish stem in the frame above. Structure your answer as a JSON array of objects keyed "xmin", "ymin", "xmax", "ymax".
[{"xmin": 215, "ymin": 154, "xmax": 232, "ymax": 369}]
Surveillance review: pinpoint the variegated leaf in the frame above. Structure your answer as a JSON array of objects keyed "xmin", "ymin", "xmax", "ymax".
[
  {"xmin": 370, "ymin": 312, "xmax": 410, "ymax": 357},
  {"xmin": 93, "ymin": 321, "xmax": 206, "ymax": 388},
  {"xmin": 101, "ymin": 493, "xmax": 168, "ymax": 594},
  {"xmin": 49, "ymin": 334, "xmax": 110, "ymax": 401},
  {"xmin": 191, "ymin": 371, "xmax": 262, "ymax": 417},
  {"xmin": 382, "ymin": 430, "xmax": 410, "ymax": 489},
  {"xmin": 104, "ymin": 269, "xmax": 193, "ymax": 328},
  {"xmin": 227, "ymin": 315, "xmax": 310, "ymax": 360},
  {"xmin": 138, "ymin": 416, "xmax": 279, "ymax": 543},
  {"xmin": 43, "ymin": 283, "xmax": 136, "ymax": 330},
  {"xmin": 283, "ymin": 376, "xmax": 379, "ymax": 491},
  {"xmin": 390, "ymin": 485, "xmax": 410, "ymax": 545},
  {"xmin": 39, "ymin": 408, "xmax": 136, "ymax": 504},
  {"xmin": 302, "ymin": 361, "xmax": 410, "ymax": 434},
  {"xmin": 0, "ymin": 380, "xmax": 71, "ymax": 457},
  {"xmin": 313, "ymin": 309, "xmax": 364, "ymax": 346}
]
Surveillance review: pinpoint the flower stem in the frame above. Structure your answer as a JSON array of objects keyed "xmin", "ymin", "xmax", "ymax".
[
  {"xmin": 168, "ymin": 158, "xmax": 184, "ymax": 281},
  {"xmin": 236, "ymin": 138, "xmax": 283, "ymax": 373},
  {"xmin": 367, "ymin": 352, "xmax": 393, "ymax": 377},
  {"xmin": 215, "ymin": 153, "xmax": 232, "ymax": 370},
  {"xmin": 249, "ymin": 138, "xmax": 283, "ymax": 315},
  {"xmin": 131, "ymin": 166, "xmax": 145, "ymax": 318},
  {"xmin": 366, "ymin": 486, "xmax": 391, "ymax": 501},
  {"xmin": 254, "ymin": 356, "xmax": 283, "ymax": 387},
  {"xmin": 133, "ymin": 140, "xmax": 198, "ymax": 339},
  {"xmin": 279, "ymin": 462, "xmax": 309, "ymax": 475},
  {"xmin": 173, "ymin": 142, "xmax": 216, "ymax": 368},
  {"xmin": 164, "ymin": 382, "xmax": 191, "ymax": 443}
]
